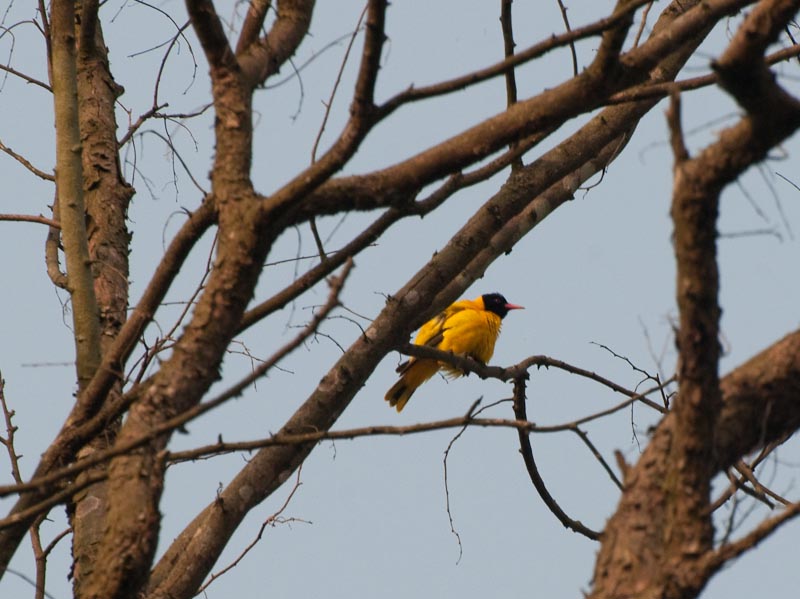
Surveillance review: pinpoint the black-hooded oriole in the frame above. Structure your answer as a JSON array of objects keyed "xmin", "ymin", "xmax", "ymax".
[{"xmin": 385, "ymin": 293, "xmax": 523, "ymax": 411}]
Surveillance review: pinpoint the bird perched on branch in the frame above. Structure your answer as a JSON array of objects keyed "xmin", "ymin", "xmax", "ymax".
[{"xmin": 385, "ymin": 293, "xmax": 524, "ymax": 412}]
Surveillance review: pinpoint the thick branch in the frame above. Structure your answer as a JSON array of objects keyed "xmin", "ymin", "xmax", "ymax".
[
  {"xmin": 590, "ymin": 3, "xmax": 800, "ymax": 597},
  {"xmin": 237, "ymin": 0, "xmax": 315, "ymax": 88},
  {"xmin": 713, "ymin": 330, "xmax": 800, "ymax": 469},
  {"xmin": 186, "ymin": 0, "xmax": 237, "ymax": 72},
  {"xmin": 235, "ymin": 0, "xmax": 272, "ymax": 53}
]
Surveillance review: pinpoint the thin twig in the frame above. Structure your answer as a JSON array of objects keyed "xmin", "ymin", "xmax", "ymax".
[
  {"xmin": 571, "ymin": 426, "xmax": 624, "ymax": 490},
  {"xmin": 165, "ymin": 414, "xmax": 541, "ymax": 464},
  {"xmin": 0, "ymin": 214, "xmax": 60, "ymax": 228},
  {"xmin": 30, "ymin": 516, "xmax": 47, "ymax": 599},
  {"xmin": 308, "ymin": 218, "xmax": 328, "ymax": 262},
  {"xmin": 0, "ymin": 63, "xmax": 51, "ymax": 91},
  {"xmin": 442, "ymin": 400, "xmax": 481, "ymax": 564},
  {"xmin": 0, "ymin": 375, "xmax": 23, "ymax": 485},
  {"xmin": 555, "ymin": 0, "xmax": 579, "ymax": 75},
  {"xmin": 500, "ymin": 0, "xmax": 522, "ymax": 168},
  {"xmin": 310, "ymin": 5, "xmax": 367, "ymax": 163},
  {"xmin": 118, "ymin": 102, "xmax": 168, "ymax": 148},
  {"xmin": 0, "ymin": 138, "xmax": 54, "ymax": 181},
  {"xmin": 152, "ymin": 19, "xmax": 197, "ymax": 102}
]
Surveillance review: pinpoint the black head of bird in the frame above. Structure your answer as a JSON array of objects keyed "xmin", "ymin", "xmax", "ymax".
[{"xmin": 481, "ymin": 292, "xmax": 524, "ymax": 319}]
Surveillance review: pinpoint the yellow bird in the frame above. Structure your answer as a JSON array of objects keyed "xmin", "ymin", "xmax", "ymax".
[{"xmin": 385, "ymin": 293, "xmax": 524, "ymax": 412}]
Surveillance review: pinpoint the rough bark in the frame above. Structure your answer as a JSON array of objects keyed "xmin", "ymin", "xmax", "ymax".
[{"xmin": 69, "ymin": 3, "xmax": 134, "ymax": 596}]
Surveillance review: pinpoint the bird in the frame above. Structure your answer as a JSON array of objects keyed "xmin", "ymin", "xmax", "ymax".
[{"xmin": 385, "ymin": 292, "xmax": 524, "ymax": 412}]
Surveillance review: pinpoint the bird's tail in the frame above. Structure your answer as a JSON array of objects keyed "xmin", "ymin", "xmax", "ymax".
[{"xmin": 385, "ymin": 359, "xmax": 439, "ymax": 412}]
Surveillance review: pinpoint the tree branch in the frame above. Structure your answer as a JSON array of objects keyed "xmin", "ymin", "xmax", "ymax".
[
  {"xmin": 236, "ymin": 0, "xmax": 272, "ymax": 54},
  {"xmin": 0, "ymin": 137, "xmax": 54, "ymax": 181},
  {"xmin": 513, "ymin": 378, "xmax": 602, "ymax": 540},
  {"xmin": 500, "ymin": 0, "xmax": 522, "ymax": 168},
  {"xmin": 699, "ymin": 500, "xmax": 800, "ymax": 576},
  {"xmin": 185, "ymin": 0, "xmax": 237, "ymax": 72},
  {"xmin": 398, "ymin": 344, "xmax": 667, "ymax": 412},
  {"xmin": 50, "ymin": 0, "xmax": 103, "ymax": 391},
  {"xmin": 237, "ymin": 0, "xmax": 315, "ymax": 88},
  {"xmin": 0, "ymin": 214, "xmax": 60, "ymax": 228}
]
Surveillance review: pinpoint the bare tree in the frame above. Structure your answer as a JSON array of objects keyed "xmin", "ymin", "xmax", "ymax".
[{"xmin": 1, "ymin": 1, "xmax": 799, "ymax": 598}]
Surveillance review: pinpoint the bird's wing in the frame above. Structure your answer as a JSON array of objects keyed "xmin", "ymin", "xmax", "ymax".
[
  {"xmin": 397, "ymin": 299, "xmax": 481, "ymax": 374},
  {"xmin": 395, "ymin": 311, "xmax": 445, "ymax": 374},
  {"xmin": 414, "ymin": 299, "xmax": 476, "ymax": 347}
]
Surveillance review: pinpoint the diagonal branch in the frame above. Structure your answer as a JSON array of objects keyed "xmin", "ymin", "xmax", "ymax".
[
  {"xmin": 0, "ymin": 214, "xmax": 60, "ymax": 228},
  {"xmin": 185, "ymin": 0, "xmax": 237, "ymax": 72},
  {"xmin": 699, "ymin": 500, "xmax": 800, "ymax": 576},
  {"xmin": 236, "ymin": 0, "xmax": 273, "ymax": 54},
  {"xmin": 0, "ymin": 138, "xmax": 54, "ymax": 181}
]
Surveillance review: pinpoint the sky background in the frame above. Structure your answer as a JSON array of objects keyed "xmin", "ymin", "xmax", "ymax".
[{"xmin": 1, "ymin": 1, "xmax": 799, "ymax": 597}]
